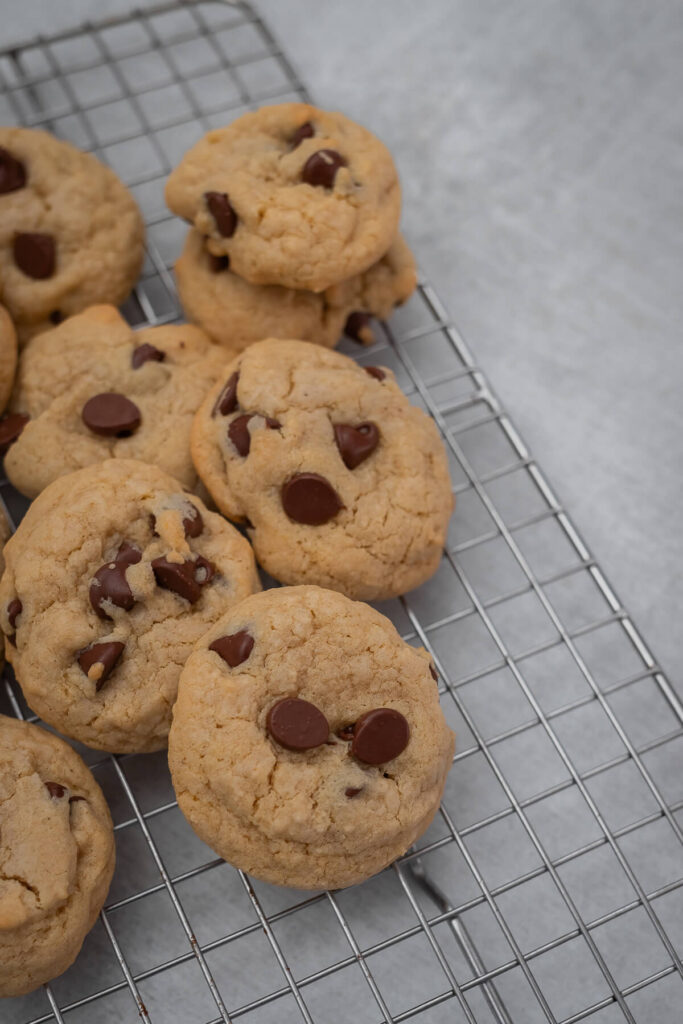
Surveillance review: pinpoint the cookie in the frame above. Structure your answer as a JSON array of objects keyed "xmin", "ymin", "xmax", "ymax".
[
  {"xmin": 0, "ymin": 303, "xmax": 17, "ymax": 412},
  {"xmin": 169, "ymin": 586, "xmax": 453, "ymax": 890},
  {"xmin": 4, "ymin": 304, "xmax": 227, "ymax": 499},
  {"xmin": 191, "ymin": 339, "xmax": 453, "ymax": 600},
  {"xmin": 0, "ymin": 459, "xmax": 260, "ymax": 753},
  {"xmin": 0, "ymin": 714, "xmax": 115, "ymax": 996},
  {"xmin": 0, "ymin": 127, "xmax": 144, "ymax": 344},
  {"xmin": 165, "ymin": 103, "xmax": 401, "ymax": 292},
  {"xmin": 175, "ymin": 228, "xmax": 417, "ymax": 351}
]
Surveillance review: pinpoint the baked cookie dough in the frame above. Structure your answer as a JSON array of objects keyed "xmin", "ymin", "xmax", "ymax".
[
  {"xmin": 191, "ymin": 339, "xmax": 453, "ymax": 600},
  {"xmin": 175, "ymin": 228, "xmax": 417, "ymax": 351},
  {"xmin": 0, "ymin": 714, "xmax": 115, "ymax": 996},
  {"xmin": 0, "ymin": 127, "xmax": 144, "ymax": 344},
  {"xmin": 165, "ymin": 103, "xmax": 401, "ymax": 292},
  {"xmin": 0, "ymin": 459, "xmax": 260, "ymax": 753},
  {"xmin": 5, "ymin": 304, "xmax": 227, "ymax": 499},
  {"xmin": 0, "ymin": 303, "xmax": 17, "ymax": 412},
  {"xmin": 169, "ymin": 586, "xmax": 454, "ymax": 890}
]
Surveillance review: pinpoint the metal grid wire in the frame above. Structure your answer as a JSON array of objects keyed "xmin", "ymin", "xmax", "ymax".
[{"xmin": 1, "ymin": 2, "xmax": 682, "ymax": 1022}]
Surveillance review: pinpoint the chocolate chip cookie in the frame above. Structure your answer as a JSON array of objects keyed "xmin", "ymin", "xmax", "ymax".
[
  {"xmin": 0, "ymin": 127, "xmax": 144, "ymax": 343},
  {"xmin": 175, "ymin": 228, "xmax": 417, "ymax": 351},
  {"xmin": 0, "ymin": 459, "xmax": 260, "ymax": 753},
  {"xmin": 0, "ymin": 714, "xmax": 115, "ymax": 996},
  {"xmin": 165, "ymin": 103, "xmax": 401, "ymax": 292},
  {"xmin": 191, "ymin": 339, "xmax": 453, "ymax": 600},
  {"xmin": 0, "ymin": 303, "xmax": 17, "ymax": 413},
  {"xmin": 169, "ymin": 586, "xmax": 453, "ymax": 890},
  {"xmin": 4, "ymin": 304, "xmax": 227, "ymax": 499}
]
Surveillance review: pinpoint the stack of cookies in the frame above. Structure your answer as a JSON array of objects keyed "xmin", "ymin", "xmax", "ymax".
[
  {"xmin": 169, "ymin": 103, "xmax": 418, "ymax": 351},
  {"xmin": 0, "ymin": 103, "xmax": 455, "ymax": 1000}
]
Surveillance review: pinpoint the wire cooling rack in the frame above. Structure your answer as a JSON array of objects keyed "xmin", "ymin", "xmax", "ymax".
[{"xmin": 1, "ymin": 2, "xmax": 682, "ymax": 1022}]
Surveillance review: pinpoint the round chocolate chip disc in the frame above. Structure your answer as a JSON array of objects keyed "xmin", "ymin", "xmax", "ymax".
[
  {"xmin": 290, "ymin": 121, "xmax": 314, "ymax": 148},
  {"xmin": 131, "ymin": 343, "xmax": 165, "ymax": 368},
  {"xmin": 302, "ymin": 149, "xmax": 346, "ymax": 188},
  {"xmin": 0, "ymin": 412, "xmax": 29, "ymax": 454},
  {"xmin": 0, "ymin": 146, "xmax": 26, "ymax": 194},
  {"xmin": 213, "ymin": 372, "xmax": 239, "ymax": 417},
  {"xmin": 334, "ymin": 422, "xmax": 379, "ymax": 470},
  {"xmin": 89, "ymin": 542, "xmax": 141, "ymax": 619},
  {"xmin": 351, "ymin": 708, "xmax": 410, "ymax": 765},
  {"xmin": 228, "ymin": 414, "xmax": 252, "ymax": 457},
  {"xmin": 344, "ymin": 312, "xmax": 373, "ymax": 345},
  {"xmin": 82, "ymin": 393, "xmax": 141, "ymax": 437},
  {"xmin": 205, "ymin": 191, "xmax": 237, "ymax": 237},
  {"xmin": 266, "ymin": 697, "xmax": 329, "ymax": 751},
  {"xmin": 13, "ymin": 232, "xmax": 55, "ymax": 279},
  {"xmin": 209, "ymin": 630, "xmax": 254, "ymax": 667},
  {"xmin": 77, "ymin": 641, "xmax": 124, "ymax": 691},
  {"xmin": 364, "ymin": 366, "xmax": 386, "ymax": 382},
  {"xmin": 45, "ymin": 781, "xmax": 66, "ymax": 799},
  {"xmin": 281, "ymin": 473, "xmax": 343, "ymax": 526}
]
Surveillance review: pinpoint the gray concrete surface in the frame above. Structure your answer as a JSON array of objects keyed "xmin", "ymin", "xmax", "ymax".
[{"xmin": 5, "ymin": 0, "xmax": 683, "ymax": 686}]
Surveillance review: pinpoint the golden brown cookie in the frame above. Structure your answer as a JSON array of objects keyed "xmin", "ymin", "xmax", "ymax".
[
  {"xmin": 165, "ymin": 103, "xmax": 401, "ymax": 292},
  {"xmin": 0, "ymin": 459, "xmax": 260, "ymax": 753},
  {"xmin": 0, "ymin": 303, "xmax": 17, "ymax": 413},
  {"xmin": 5, "ymin": 304, "xmax": 227, "ymax": 499},
  {"xmin": 191, "ymin": 339, "xmax": 453, "ymax": 600},
  {"xmin": 0, "ymin": 715, "xmax": 115, "ymax": 996},
  {"xmin": 169, "ymin": 586, "xmax": 454, "ymax": 890},
  {"xmin": 175, "ymin": 228, "xmax": 417, "ymax": 351},
  {"xmin": 0, "ymin": 128, "xmax": 144, "ymax": 343}
]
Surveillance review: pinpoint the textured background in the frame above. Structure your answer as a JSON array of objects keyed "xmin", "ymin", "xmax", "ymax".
[{"xmin": 6, "ymin": 0, "xmax": 683, "ymax": 686}]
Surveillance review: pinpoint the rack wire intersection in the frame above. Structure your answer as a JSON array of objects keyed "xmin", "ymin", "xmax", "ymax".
[{"xmin": 1, "ymin": 3, "xmax": 681, "ymax": 1023}]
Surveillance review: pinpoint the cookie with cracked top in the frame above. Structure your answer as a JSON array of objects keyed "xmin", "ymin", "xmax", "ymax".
[
  {"xmin": 4, "ymin": 304, "xmax": 227, "ymax": 499},
  {"xmin": 191, "ymin": 338, "xmax": 453, "ymax": 601},
  {"xmin": 0, "ymin": 127, "xmax": 144, "ymax": 344},
  {"xmin": 169, "ymin": 585, "xmax": 453, "ymax": 890},
  {"xmin": 175, "ymin": 228, "xmax": 417, "ymax": 351},
  {"xmin": 165, "ymin": 103, "xmax": 401, "ymax": 292},
  {"xmin": 0, "ymin": 714, "xmax": 114, "ymax": 996},
  {"xmin": 0, "ymin": 459, "xmax": 260, "ymax": 753}
]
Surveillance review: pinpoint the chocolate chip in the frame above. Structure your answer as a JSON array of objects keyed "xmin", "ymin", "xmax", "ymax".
[
  {"xmin": 183, "ymin": 505, "xmax": 204, "ymax": 538},
  {"xmin": 49, "ymin": 310, "xmax": 63, "ymax": 326},
  {"xmin": 213, "ymin": 372, "xmax": 239, "ymax": 417},
  {"xmin": 205, "ymin": 191, "xmax": 237, "ymax": 237},
  {"xmin": 208, "ymin": 253, "xmax": 230, "ymax": 273},
  {"xmin": 291, "ymin": 121, "xmax": 314, "ymax": 148},
  {"xmin": 429, "ymin": 663, "xmax": 438, "ymax": 682},
  {"xmin": 45, "ymin": 781, "xmax": 66, "ymax": 799},
  {"xmin": 151, "ymin": 556, "xmax": 214, "ymax": 603},
  {"xmin": 132, "ymin": 343, "xmax": 165, "ymax": 369},
  {"xmin": 77, "ymin": 641, "xmax": 125, "ymax": 691},
  {"xmin": 82, "ymin": 393, "xmax": 141, "ymax": 437},
  {"xmin": 334, "ymin": 422, "xmax": 379, "ymax": 470},
  {"xmin": 69, "ymin": 795, "xmax": 86, "ymax": 804},
  {"xmin": 0, "ymin": 147, "xmax": 26, "ymax": 194},
  {"xmin": 13, "ymin": 232, "xmax": 55, "ymax": 279},
  {"xmin": 228, "ymin": 414, "xmax": 252, "ymax": 457},
  {"xmin": 344, "ymin": 312, "xmax": 373, "ymax": 345},
  {"xmin": 364, "ymin": 366, "xmax": 386, "ymax": 382},
  {"xmin": 209, "ymin": 630, "xmax": 254, "ymax": 667},
  {"xmin": 0, "ymin": 413, "xmax": 29, "ymax": 454},
  {"xmin": 89, "ymin": 542, "xmax": 142, "ymax": 619},
  {"xmin": 7, "ymin": 598, "xmax": 22, "ymax": 631},
  {"xmin": 302, "ymin": 149, "xmax": 346, "ymax": 188},
  {"xmin": 351, "ymin": 708, "xmax": 410, "ymax": 765},
  {"xmin": 345, "ymin": 787, "xmax": 363, "ymax": 799},
  {"xmin": 337, "ymin": 724, "xmax": 355, "ymax": 742},
  {"xmin": 266, "ymin": 697, "xmax": 329, "ymax": 751},
  {"xmin": 281, "ymin": 473, "xmax": 343, "ymax": 526}
]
